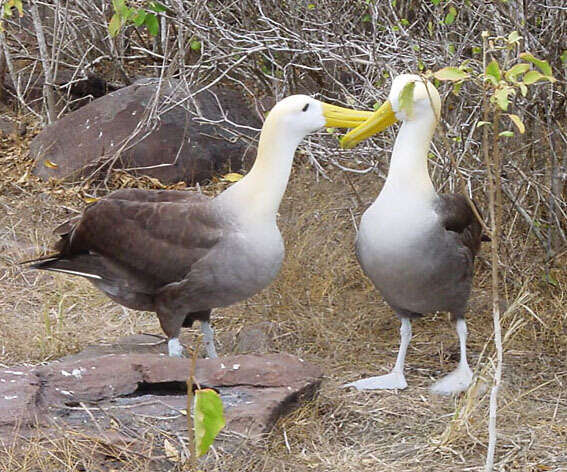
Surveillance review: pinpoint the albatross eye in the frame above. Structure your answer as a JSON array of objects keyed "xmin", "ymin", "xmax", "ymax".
[{"xmin": 302, "ymin": 103, "xmax": 309, "ymax": 112}]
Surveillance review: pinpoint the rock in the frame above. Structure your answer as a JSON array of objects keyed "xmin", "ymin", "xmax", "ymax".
[
  {"xmin": 0, "ymin": 366, "xmax": 40, "ymax": 429},
  {"xmin": 0, "ymin": 343, "xmax": 322, "ymax": 447},
  {"xmin": 1, "ymin": 68, "xmax": 118, "ymax": 111},
  {"xmin": 30, "ymin": 79, "xmax": 262, "ymax": 184}
]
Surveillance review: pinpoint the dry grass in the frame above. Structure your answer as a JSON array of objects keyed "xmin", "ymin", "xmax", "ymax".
[{"xmin": 1, "ymin": 123, "xmax": 566, "ymax": 470}]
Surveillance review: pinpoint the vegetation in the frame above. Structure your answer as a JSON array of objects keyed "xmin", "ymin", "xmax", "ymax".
[{"xmin": 0, "ymin": 0, "xmax": 565, "ymax": 471}]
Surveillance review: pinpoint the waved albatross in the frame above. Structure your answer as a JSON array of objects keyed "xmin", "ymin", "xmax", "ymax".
[
  {"xmin": 341, "ymin": 75, "xmax": 484, "ymax": 394},
  {"xmin": 29, "ymin": 95, "xmax": 373, "ymax": 358}
]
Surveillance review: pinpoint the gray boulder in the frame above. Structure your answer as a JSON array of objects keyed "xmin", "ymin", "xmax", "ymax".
[{"xmin": 30, "ymin": 80, "xmax": 262, "ymax": 184}]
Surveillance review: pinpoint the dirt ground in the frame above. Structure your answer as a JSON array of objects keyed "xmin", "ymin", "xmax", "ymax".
[{"xmin": 1, "ymin": 129, "xmax": 566, "ymax": 471}]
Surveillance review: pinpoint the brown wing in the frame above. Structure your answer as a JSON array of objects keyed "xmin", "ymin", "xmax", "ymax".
[
  {"xmin": 53, "ymin": 189, "xmax": 209, "ymax": 235},
  {"xmin": 435, "ymin": 193, "xmax": 483, "ymax": 258},
  {"xmin": 104, "ymin": 188, "xmax": 210, "ymax": 203},
  {"xmin": 55, "ymin": 191, "xmax": 222, "ymax": 285}
]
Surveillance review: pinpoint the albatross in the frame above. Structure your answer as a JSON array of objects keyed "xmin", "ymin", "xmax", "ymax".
[
  {"xmin": 29, "ymin": 95, "xmax": 372, "ymax": 358},
  {"xmin": 341, "ymin": 75, "xmax": 483, "ymax": 394}
]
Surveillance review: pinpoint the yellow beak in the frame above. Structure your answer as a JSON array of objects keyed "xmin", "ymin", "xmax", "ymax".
[
  {"xmin": 339, "ymin": 100, "xmax": 398, "ymax": 149},
  {"xmin": 321, "ymin": 103, "xmax": 375, "ymax": 129}
]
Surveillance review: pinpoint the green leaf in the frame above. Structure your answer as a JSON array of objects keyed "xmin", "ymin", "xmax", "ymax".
[
  {"xmin": 444, "ymin": 6, "xmax": 457, "ymax": 25},
  {"xmin": 499, "ymin": 131, "xmax": 514, "ymax": 137},
  {"xmin": 190, "ymin": 39, "xmax": 201, "ymax": 52},
  {"xmin": 432, "ymin": 66, "xmax": 469, "ymax": 81},
  {"xmin": 13, "ymin": 0, "xmax": 23, "ymax": 16},
  {"xmin": 507, "ymin": 31, "xmax": 521, "ymax": 44},
  {"xmin": 504, "ymin": 63, "xmax": 530, "ymax": 82},
  {"xmin": 144, "ymin": 13, "xmax": 159, "ymax": 36},
  {"xmin": 507, "ymin": 114, "xmax": 525, "ymax": 134},
  {"xmin": 493, "ymin": 86, "xmax": 514, "ymax": 111},
  {"xmin": 519, "ymin": 83, "xmax": 528, "ymax": 96},
  {"xmin": 307, "ymin": 3, "xmax": 315, "ymax": 9},
  {"xmin": 476, "ymin": 121, "xmax": 492, "ymax": 128},
  {"xmin": 194, "ymin": 389, "xmax": 225, "ymax": 457},
  {"xmin": 398, "ymin": 81, "xmax": 415, "ymax": 119},
  {"xmin": 485, "ymin": 59, "xmax": 501, "ymax": 84},
  {"xmin": 112, "ymin": 0, "xmax": 129, "ymax": 19},
  {"xmin": 3, "ymin": 3, "xmax": 13, "ymax": 17},
  {"xmin": 519, "ymin": 53, "xmax": 553, "ymax": 78},
  {"xmin": 148, "ymin": 1, "xmax": 167, "ymax": 13},
  {"xmin": 561, "ymin": 50, "xmax": 567, "ymax": 65},
  {"xmin": 112, "ymin": 0, "xmax": 125, "ymax": 12},
  {"xmin": 132, "ymin": 9, "xmax": 146, "ymax": 27},
  {"xmin": 361, "ymin": 13, "xmax": 371, "ymax": 22},
  {"xmin": 452, "ymin": 81, "xmax": 463, "ymax": 95},
  {"xmin": 108, "ymin": 13, "xmax": 122, "ymax": 37},
  {"xmin": 545, "ymin": 273, "xmax": 559, "ymax": 287},
  {"xmin": 431, "ymin": 0, "xmax": 440, "ymax": 5},
  {"xmin": 522, "ymin": 70, "xmax": 544, "ymax": 85}
]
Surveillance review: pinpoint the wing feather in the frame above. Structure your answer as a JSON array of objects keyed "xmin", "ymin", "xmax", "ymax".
[
  {"xmin": 435, "ymin": 194, "xmax": 483, "ymax": 258},
  {"xmin": 54, "ymin": 190, "xmax": 222, "ymax": 285}
]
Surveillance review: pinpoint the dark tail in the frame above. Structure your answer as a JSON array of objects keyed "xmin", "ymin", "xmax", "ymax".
[{"xmin": 25, "ymin": 253, "xmax": 103, "ymax": 280}]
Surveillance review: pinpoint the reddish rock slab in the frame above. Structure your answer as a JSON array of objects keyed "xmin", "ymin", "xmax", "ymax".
[
  {"xmin": 0, "ymin": 366, "xmax": 40, "ymax": 428},
  {"xmin": 0, "ymin": 350, "xmax": 323, "ymax": 446},
  {"xmin": 30, "ymin": 79, "xmax": 261, "ymax": 184}
]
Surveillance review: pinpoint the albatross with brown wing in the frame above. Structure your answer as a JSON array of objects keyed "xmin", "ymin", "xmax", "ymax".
[
  {"xmin": 341, "ymin": 75, "xmax": 485, "ymax": 395},
  {"xmin": 29, "ymin": 95, "xmax": 373, "ymax": 358}
]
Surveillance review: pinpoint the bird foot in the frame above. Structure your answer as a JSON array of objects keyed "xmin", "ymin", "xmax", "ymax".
[
  {"xmin": 343, "ymin": 371, "xmax": 408, "ymax": 391},
  {"xmin": 167, "ymin": 338, "xmax": 185, "ymax": 357},
  {"xmin": 431, "ymin": 364, "xmax": 473, "ymax": 395}
]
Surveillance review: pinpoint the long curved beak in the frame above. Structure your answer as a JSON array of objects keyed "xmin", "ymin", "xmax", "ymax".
[
  {"xmin": 321, "ymin": 103, "xmax": 374, "ymax": 129},
  {"xmin": 340, "ymin": 100, "xmax": 398, "ymax": 149}
]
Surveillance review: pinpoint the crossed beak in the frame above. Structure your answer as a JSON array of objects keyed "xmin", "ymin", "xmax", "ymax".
[
  {"xmin": 321, "ymin": 103, "xmax": 374, "ymax": 129},
  {"xmin": 339, "ymin": 100, "xmax": 398, "ymax": 149}
]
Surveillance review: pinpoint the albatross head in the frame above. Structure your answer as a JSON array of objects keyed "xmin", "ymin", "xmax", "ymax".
[
  {"xmin": 265, "ymin": 94, "xmax": 374, "ymax": 141},
  {"xmin": 340, "ymin": 74, "xmax": 441, "ymax": 149}
]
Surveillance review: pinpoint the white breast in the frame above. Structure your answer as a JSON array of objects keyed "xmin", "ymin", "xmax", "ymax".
[{"xmin": 358, "ymin": 188, "xmax": 438, "ymax": 258}]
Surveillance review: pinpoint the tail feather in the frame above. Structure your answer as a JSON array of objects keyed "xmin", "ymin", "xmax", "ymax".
[{"xmin": 28, "ymin": 254, "xmax": 104, "ymax": 281}]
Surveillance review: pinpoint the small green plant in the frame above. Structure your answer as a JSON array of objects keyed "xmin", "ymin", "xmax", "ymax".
[
  {"xmin": 428, "ymin": 31, "xmax": 555, "ymax": 137},
  {"xmin": 184, "ymin": 347, "xmax": 225, "ymax": 470},
  {"xmin": 1, "ymin": 0, "xmax": 23, "ymax": 32},
  {"xmin": 108, "ymin": 0, "xmax": 167, "ymax": 38},
  {"xmin": 2, "ymin": 0, "xmax": 23, "ymax": 18},
  {"xmin": 426, "ymin": 31, "xmax": 555, "ymax": 472}
]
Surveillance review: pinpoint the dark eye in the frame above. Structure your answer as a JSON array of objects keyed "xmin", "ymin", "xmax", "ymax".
[{"xmin": 302, "ymin": 103, "xmax": 309, "ymax": 112}]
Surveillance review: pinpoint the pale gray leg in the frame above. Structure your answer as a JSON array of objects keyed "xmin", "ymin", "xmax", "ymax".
[
  {"xmin": 344, "ymin": 317, "xmax": 411, "ymax": 390},
  {"xmin": 431, "ymin": 318, "xmax": 473, "ymax": 395},
  {"xmin": 200, "ymin": 321, "xmax": 218, "ymax": 359}
]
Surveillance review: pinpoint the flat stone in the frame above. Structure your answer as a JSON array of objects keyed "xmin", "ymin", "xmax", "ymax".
[
  {"xmin": 0, "ymin": 346, "xmax": 322, "ymax": 446},
  {"xmin": 0, "ymin": 366, "xmax": 39, "ymax": 428},
  {"xmin": 30, "ymin": 79, "xmax": 261, "ymax": 184}
]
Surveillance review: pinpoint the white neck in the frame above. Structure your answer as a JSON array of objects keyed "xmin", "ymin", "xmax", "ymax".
[
  {"xmin": 216, "ymin": 114, "xmax": 303, "ymax": 223},
  {"xmin": 382, "ymin": 115, "xmax": 437, "ymax": 198}
]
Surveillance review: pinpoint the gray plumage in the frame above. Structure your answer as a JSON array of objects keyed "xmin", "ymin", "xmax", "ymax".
[{"xmin": 342, "ymin": 75, "xmax": 485, "ymax": 394}]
